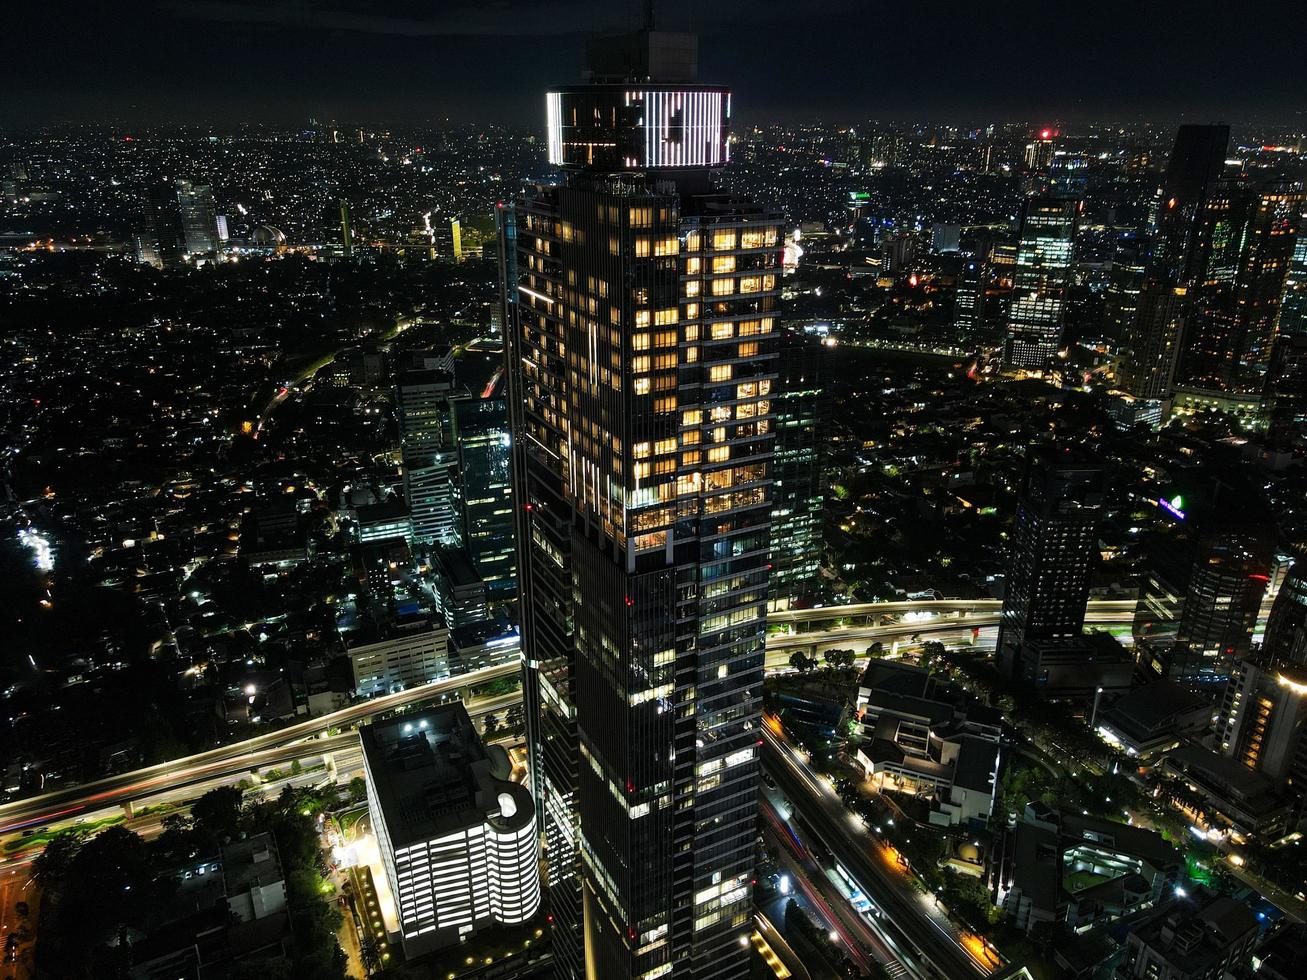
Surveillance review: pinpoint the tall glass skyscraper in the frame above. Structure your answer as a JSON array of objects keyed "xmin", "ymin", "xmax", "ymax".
[
  {"xmin": 397, "ymin": 369, "xmax": 459, "ymax": 547},
  {"xmin": 1002, "ymin": 197, "xmax": 1078, "ymax": 371},
  {"xmin": 499, "ymin": 22, "xmax": 781, "ymax": 980},
  {"xmin": 1279, "ymin": 235, "xmax": 1307, "ymax": 340},
  {"xmin": 451, "ymin": 396, "xmax": 516, "ymax": 598},
  {"xmin": 1176, "ymin": 178, "xmax": 1305, "ymax": 394},
  {"xmin": 175, "ymin": 179, "xmax": 218, "ymax": 257},
  {"xmin": 768, "ymin": 329, "xmax": 824, "ymax": 610}
]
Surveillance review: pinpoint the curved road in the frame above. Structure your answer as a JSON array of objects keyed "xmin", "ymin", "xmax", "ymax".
[
  {"xmin": 0, "ymin": 605, "xmax": 1143, "ymax": 836},
  {"xmin": 0, "ymin": 661, "xmax": 518, "ymax": 835}
]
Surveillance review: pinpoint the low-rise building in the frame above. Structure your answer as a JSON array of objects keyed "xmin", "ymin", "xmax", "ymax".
[
  {"xmin": 348, "ymin": 613, "xmax": 449, "ymax": 696},
  {"xmin": 355, "ymin": 500, "xmax": 413, "ymax": 545},
  {"xmin": 1120, "ymin": 889, "xmax": 1259, "ymax": 980},
  {"xmin": 361, "ymin": 703, "xmax": 541, "ymax": 958},
  {"xmin": 1008, "ymin": 632, "xmax": 1135, "ymax": 701},
  {"xmin": 853, "ymin": 661, "xmax": 1002, "ymax": 827},
  {"xmin": 1157, "ymin": 742, "xmax": 1290, "ymax": 839},
  {"xmin": 222, "ymin": 833, "xmax": 288, "ymax": 922},
  {"xmin": 1096, "ymin": 680, "xmax": 1212, "ymax": 759},
  {"xmin": 448, "ymin": 622, "xmax": 521, "ymax": 675},
  {"xmin": 991, "ymin": 802, "xmax": 1182, "ymax": 935},
  {"xmin": 431, "ymin": 545, "xmax": 489, "ymax": 629}
]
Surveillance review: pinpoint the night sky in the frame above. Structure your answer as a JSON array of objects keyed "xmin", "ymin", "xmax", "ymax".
[{"xmin": 6, "ymin": 0, "xmax": 1307, "ymax": 129}]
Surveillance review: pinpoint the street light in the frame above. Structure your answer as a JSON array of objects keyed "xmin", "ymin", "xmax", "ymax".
[{"xmin": 1090, "ymin": 686, "xmax": 1105, "ymax": 729}]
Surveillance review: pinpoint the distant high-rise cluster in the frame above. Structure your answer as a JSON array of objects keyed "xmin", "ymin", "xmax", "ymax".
[
  {"xmin": 1118, "ymin": 125, "xmax": 1306, "ymax": 424},
  {"xmin": 136, "ymin": 178, "xmax": 221, "ymax": 268},
  {"xmin": 396, "ymin": 364, "xmax": 517, "ymax": 598}
]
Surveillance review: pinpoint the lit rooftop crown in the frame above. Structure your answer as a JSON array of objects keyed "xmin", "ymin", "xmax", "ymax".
[{"xmin": 545, "ymin": 9, "xmax": 728, "ymax": 171}]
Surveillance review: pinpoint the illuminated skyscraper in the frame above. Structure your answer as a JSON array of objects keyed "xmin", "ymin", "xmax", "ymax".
[
  {"xmin": 1278, "ymin": 235, "xmax": 1307, "ymax": 339},
  {"xmin": 1133, "ymin": 480, "xmax": 1273, "ymax": 692},
  {"xmin": 953, "ymin": 257, "xmax": 985, "ymax": 339},
  {"xmin": 500, "ymin": 19, "xmax": 780, "ymax": 980},
  {"xmin": 1175, "ymin": 178, "xmax": 1305, "ymax": 395},
  {"xmin": 1213, "ymin": 560, "xmax": 1307, "ymax": 797},
  {"xmin": 340, "ymin": 198, "xmax": 353, "ymax": 257},
  {"xmin": 1023, "ymin": 128, "xmax": 1057, "ymax": 173},
  {"xmin": 769, "ymin": 329, "xmax": 824, "ymax": 610},
  {"xmin": 397, "ymin": 369, "xmax": 459, "ymax": 547},
  {"xmin": 996, "ymin": 447, "xmax": 1104, "ymax": 675},
  {"xmin": 1214, "ymin": 655, "xmax": 1307, "ymax": 795},
  {"xmin": 1146, "ymin": 125, "xmax": 1229, "ymax": 288},
  {"xmin": 141, "ymin": 179, "xmax": 185, "ymax": 269},
  {"xmin": 434, "ymin": 216, "xmax": 463, "ymax": 263},
  {"xmin": 450, "ymin": 397, "xmax": 516, "ymax": 599},
  {"xmin": 1120, "ymin": 125, "xmax": 1229, "ymax": 401},
  {"xmin": 175, "ymin": 179, "xmax": 218, "ymax": 258},
  {"xmin": 1262, "ymin": 562, "xmax": 1307, "ymax": 667},
  {"xmin": 1002, "ymin": 197, "xmax": 1077, "ymax": 371}
]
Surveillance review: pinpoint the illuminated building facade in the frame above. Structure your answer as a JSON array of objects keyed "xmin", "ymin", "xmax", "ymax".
[
  {"xmin": 953, "ymin": 258, "xmax": 985, "ymax": 339},
  {"xmin": 175, "ymin": 179, "xmax": 218, "ymax": 258},
  {"xmin": 361, "ymin": 704, "xmax": 540, "ymax": 958},
  {"xmin": 996, "ymin": 447, "xmax": 1104, "ymax": 677},
  {"xmin": 1279, "ymin": 234, "xmax": 1307, "ymax": 339},
  {"xmin": 1002, "ymin": 197, "xmax": 1077, "ymax": 371},
  {"xmin": 768, "ymin": 329, "xmax": 824, "ymax": 610},
  {"xmin": 1262, "ymin": 562, "xmax": 1307, "ymax": 666},
  {"xmin": 1133, "ymin": 482, "xmax": 1273, "ymax": 692},
  {"xmin": 501, "ymin": 23, "xmax": 779, "ymax": 980},
  {"xmin": 1121, "ymin": 125, "xmax": 1228, "ymax": 401},
  {"xmin": 1215, "ymin": 657, "xmax": 1307, "ymax": 795},
  {"xmin": 1023, "ymin": 129, "xmax": 1057, "ymax": 173},
  {"xmin": 1120, "ymin": 287, "xmax": 1186, "ymax": 400},
  {"xmin": 397, "ymin": 369, "xmax": 460, "ymax": 547},
  {"xmin": 1175, "ymin": 178, "xmax": 1305, "ymax": 395},
  {"xmin": 451, "ymin": 397, "xmax": 517, "ymax": 598}
]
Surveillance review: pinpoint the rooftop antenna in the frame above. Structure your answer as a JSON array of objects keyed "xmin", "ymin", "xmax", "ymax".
[{"xmin": 644, "ymin": 0, "xmax": 655, "ymax": 31}]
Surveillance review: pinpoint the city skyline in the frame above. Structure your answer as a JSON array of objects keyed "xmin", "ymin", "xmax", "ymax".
[{"xmin": 5, "ymin": 5, "xmax": 1307, "ymax": 980}]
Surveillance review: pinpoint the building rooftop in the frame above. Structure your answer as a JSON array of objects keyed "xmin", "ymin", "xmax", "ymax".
[
  {"xmin": 355, "ymin": 500, "xmax": 410, "ymax": 526},
  {"xmin": 1101, "ymin": 680, "xmax": 1210, "ymax": 743},
  {"xmin": 1131, "ymin": 891, "xmax": 1258, "ymax": 976},
  {"xmin": 1256, "ymin": 922, "xmax": 1307, "ymax": 980},
  {"xmin": 1058, "ymin": 811, "xmax": 1182, "ymax": 871},
  {"xmin": 221, "ymin": 833, "xmax": 284, "ymax": 896},
  {"xmin": 953, "ymin": 735, "xmax": 1000, "ymax": 794},
  {"xmin": 435, "ymin": 545, "xmax": 484, "ymax": 590},
  {"xmin": 858, "ymin": 659, "xmax": 934, "ymax": 699},
  {"xmin": 1165, "ymin": 742, "xmax": 1279, "ymax": 804},
  {"xmin": 360, "ymin": 702, "xmax": 532, "ymax": 848},
  {"xmin": 345, "ymin": 610, "xmax": 445, "ymax": 650}
]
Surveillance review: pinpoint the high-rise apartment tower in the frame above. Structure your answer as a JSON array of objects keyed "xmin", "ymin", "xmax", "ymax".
[{"xmin": 499, "ymin": 20, "xmax": 780, "ymax": 980}]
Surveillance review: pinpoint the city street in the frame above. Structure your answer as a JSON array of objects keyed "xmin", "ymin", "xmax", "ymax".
[{"xmin": 763, "ymin": 727, "xmax": 990, "ymax": 980}]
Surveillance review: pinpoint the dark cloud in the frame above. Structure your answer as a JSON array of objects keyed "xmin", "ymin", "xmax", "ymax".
[
  {"xmin": 2, "ymin": 0, "xmax": 1305, "ymax": 128},
  {"xmin": 161, "ymin": 0, "xmax": 604, "ymax": 37}
]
